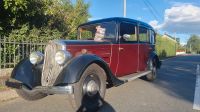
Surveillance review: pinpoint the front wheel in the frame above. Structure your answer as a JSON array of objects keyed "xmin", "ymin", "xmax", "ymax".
[{"xmin": 68, "ymin": 63, "xmax": 106, "ymax": 111}]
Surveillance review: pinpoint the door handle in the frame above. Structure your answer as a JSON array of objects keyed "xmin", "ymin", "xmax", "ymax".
[{"xmin": 119, "ymin": 47, "xmax": 124, "ymax": 51}]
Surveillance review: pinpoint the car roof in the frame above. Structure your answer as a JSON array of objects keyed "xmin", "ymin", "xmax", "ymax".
[{"xmin": 79, "ymin": 17, "xmax": 154, "ymax": 30}]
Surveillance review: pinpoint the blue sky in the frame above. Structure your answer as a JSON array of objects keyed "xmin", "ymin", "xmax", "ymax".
[{"xmin": 83, "ymin": 0, "xmax": 200, "ymax": 44}]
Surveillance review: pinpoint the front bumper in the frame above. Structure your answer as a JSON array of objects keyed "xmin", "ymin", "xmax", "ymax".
[{"xmin": 6, "ymin": 78, "xmax": 73, "ymax": 94}]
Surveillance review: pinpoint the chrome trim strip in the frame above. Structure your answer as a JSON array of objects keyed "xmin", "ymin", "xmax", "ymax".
[
  {"xmin": 22, "ymin": 85, "xmax": 73, "ymax": 94},
  {"xmin": 119, "ymin": 71, "xmax": 151, "ymax": 82},
  {"xmin": 126, "ymin": 71, "xmax": 151, "ymax": 82}
]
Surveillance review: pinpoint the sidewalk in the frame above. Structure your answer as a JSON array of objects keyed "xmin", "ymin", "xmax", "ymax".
[{"xmin": 0, "ymin": 68, "xmax": 18, "ymax": 103}]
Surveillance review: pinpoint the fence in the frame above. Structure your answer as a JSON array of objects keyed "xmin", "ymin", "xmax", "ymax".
[{"xmin": 0, "ymin": 38, "xmax": 46, "ymax": 70}]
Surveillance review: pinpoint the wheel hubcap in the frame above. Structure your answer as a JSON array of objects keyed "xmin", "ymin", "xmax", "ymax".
[
  {"xmin": 86, "ymin": 80, "xmax": 99, "ymax": 96},
  {"xmin": 149, "ymin": 60, "xmax": 153, "ymax": 70},
  {"xmin": 83, "ymin": 75, "xmax": 100, "ymax": 97}
]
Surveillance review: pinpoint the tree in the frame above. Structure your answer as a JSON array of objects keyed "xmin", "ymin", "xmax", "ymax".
[
  {"xmin": 0, "ymin": 0, "xmax": 90, "ymax": 41},
  {"xmin": 187, "ymin": 35, "xmax": 200, "ymax": 54}
]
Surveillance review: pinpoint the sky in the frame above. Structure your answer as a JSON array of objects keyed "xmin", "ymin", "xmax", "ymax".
[{"xmin": 83, "ymin": 0, "xmax": 200, "ymax": 45}]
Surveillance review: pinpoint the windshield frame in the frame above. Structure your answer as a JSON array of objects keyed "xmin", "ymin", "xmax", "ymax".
[{"xmin": 77, "ymin": 21, "xmax": 118, "ymax": 42}]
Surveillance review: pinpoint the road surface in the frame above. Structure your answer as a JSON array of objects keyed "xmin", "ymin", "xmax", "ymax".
[{"xmin": 0, "ymin": 55, "xmax": 200, "ymax": 112}]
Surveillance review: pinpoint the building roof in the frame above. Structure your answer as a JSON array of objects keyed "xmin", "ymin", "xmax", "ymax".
[{"xmin": 163, "ymin": 33, "xmax": 177, "ymax": 43}]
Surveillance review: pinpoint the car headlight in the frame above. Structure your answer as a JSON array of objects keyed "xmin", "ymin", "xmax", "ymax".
[
  {"xmin": 29, "ymin": 51, "xmax": 44, "ymax": 65},
  {"xmin": 55, "ymin": 50, "xmax": 72, "ymax": 65}
]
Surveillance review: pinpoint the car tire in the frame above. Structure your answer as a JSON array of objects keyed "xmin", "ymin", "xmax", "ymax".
[
  {"xmin": 146, "ymin": 59, "xmax": 157, "ymax": 81},
  {"xmin": 68, "ymin": 63, "xmax": 106, "ymax": 112},
  {"xmin": 16, "ymin": 86, "xmax": 47, "ymax": 101}
]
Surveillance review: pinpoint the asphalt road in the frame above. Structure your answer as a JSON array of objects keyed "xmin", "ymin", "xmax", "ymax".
[{"xmin": 0, "ymin": 55, "xmax": 200, "ymax": 112}]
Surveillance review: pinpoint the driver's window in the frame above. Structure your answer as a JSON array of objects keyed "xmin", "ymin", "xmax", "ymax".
[
  {"xmin": 120, "ymin": 22, "xmax": 137, "ymax": 42},
  {"xmin": 80, "ymin": 29, "xmax": 93, "ymax": 39},
  {"xmin": 78, "ymin": 22, "xmax": 116, "ymax": 41}
]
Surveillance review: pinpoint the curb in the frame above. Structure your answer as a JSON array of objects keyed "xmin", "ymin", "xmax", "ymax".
[{"xmin": 0, "ymin": 89, "xmax": 18, "ymax": 103}]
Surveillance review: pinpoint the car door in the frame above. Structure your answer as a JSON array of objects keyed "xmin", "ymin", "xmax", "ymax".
[
  {"xmin": 138, "ymin": 26, "xmax": 151, "ymax": 71},
  {"xmin": 116, "ymin": 22, "xmax": 139, "ymax": 77}
]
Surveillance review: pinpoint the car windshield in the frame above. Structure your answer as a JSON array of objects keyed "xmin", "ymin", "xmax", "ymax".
[{"xmin": 78, "ymin": 21, "xmax": 117, "ymax": 41}]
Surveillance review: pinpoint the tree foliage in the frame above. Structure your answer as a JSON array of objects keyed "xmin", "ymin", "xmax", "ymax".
[
  {"xmin": 187, "ymin": 35, "xmax": 200, "ymax": 54},
  {"xmin": 0, "ymin": 0, "xmax": 90, "ymax": 41}
]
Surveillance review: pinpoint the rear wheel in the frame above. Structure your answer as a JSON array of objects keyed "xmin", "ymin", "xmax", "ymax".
[
  {"xmin": 68, "ymin": 63, "xmax": 106, "ymax": 111},
  {"xmin": 146, "ymin": 59, "xmax": 157, "ymax": 81},
  {"xmin": 16, "ymin": 86, "xmax": 47, "ymax": 101}
]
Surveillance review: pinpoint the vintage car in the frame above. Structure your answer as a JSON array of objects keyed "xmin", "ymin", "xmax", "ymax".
[{"xmin": 6, "ymin": 17, "xmax": 161, "ymax": 111}]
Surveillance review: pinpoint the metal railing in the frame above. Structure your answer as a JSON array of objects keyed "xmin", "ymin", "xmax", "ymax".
[{"xmin": 0, "ymin": 38, "xmax": 46, "ymax": 69}]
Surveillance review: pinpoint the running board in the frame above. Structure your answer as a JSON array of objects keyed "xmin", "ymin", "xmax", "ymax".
[{"xmin": 119, "ymin": 71, "xmax": 151, "ymax": 82}]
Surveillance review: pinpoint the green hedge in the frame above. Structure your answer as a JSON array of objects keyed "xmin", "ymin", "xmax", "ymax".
[{"xmin": 156, "ymin": 34, "xmax": 176, "ymax": 58}]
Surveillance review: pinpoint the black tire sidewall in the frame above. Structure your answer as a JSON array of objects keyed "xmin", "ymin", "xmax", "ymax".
[{"xmin": 69, "ymin": 63, "xmax": 106, "ymax": 111}]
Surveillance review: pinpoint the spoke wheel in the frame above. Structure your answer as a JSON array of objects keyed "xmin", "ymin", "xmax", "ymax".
[{"xmin": 68, "ymin": 64, "xmax": 106, "ymax": 112}]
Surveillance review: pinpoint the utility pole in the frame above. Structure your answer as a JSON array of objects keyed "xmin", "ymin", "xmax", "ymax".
[{"xmin": 123, "ymin": 0, "xmax": 126, "ymax": 17}]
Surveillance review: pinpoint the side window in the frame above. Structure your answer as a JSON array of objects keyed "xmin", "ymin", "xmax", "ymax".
[
  {"xmin": 139, "ymin": 27, "xmax": 149, "ymax": 43},
  {"xmin": 120, "ymin": 22, "xmax": 137, "ymax": 42}
]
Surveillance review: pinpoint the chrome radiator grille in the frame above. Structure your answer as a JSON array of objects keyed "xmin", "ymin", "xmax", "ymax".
[{"xmin": 41, "ymin": 41, "xmax": 64, "ymax": 86}]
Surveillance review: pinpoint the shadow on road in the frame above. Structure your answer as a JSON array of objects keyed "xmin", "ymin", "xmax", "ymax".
[
  {"xmin": 152, "ymin": 55, "xmax": 200, "ymax": 103},
  {"xmin": 77, "ymin": 92, "xmax": 115, "ymax": 112},
  {"xmin": 98, "ymin": 100, "xmax": 116, "ymax": 112}
]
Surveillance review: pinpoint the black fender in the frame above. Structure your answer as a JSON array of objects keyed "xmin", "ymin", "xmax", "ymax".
[
  {"xmin": 54, "ymin": 54, "xmax": 123, "ymax": 86},
  {"xmin": 9, "ymin": 58, "xmax": 42, "ymax": 89},
  {"xmin": 149, "ymin": 52, "xmax": 161, "ymax": 69}
]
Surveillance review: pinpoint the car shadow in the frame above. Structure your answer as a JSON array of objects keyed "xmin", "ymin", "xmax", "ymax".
[
  {"xmin": 97, "ymin": 100, "xmax": 115, "ymax": 112},
  {"xmin": 77, "ymin": 92, "xmax": 115, "ymax": 112}
]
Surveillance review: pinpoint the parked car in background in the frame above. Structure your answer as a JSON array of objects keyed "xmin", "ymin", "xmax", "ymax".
[{"xmin": 6, "ymin": 17, "xmax": 161, "ymax": 111}]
